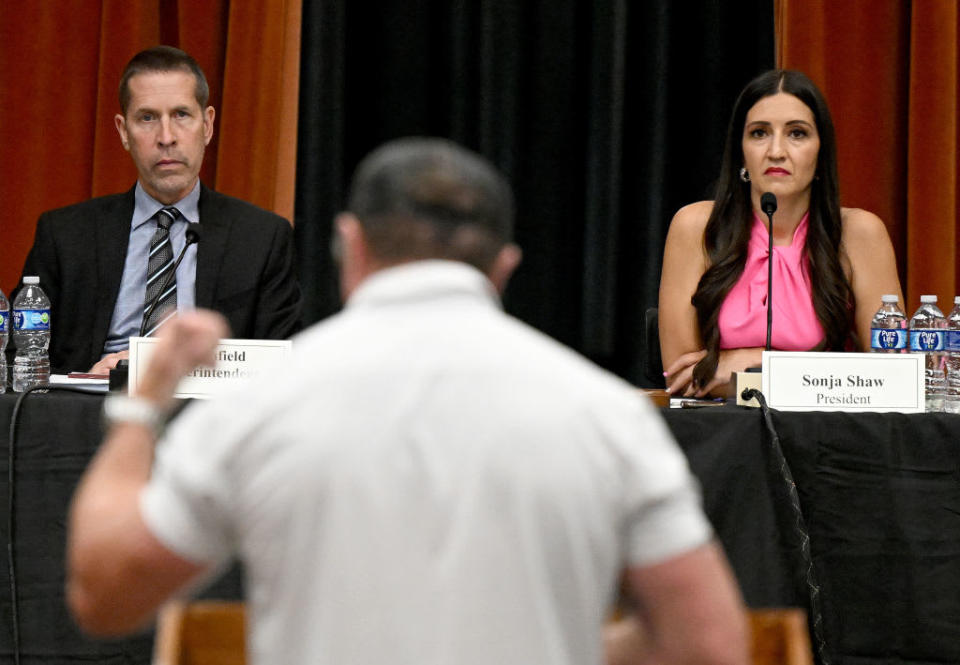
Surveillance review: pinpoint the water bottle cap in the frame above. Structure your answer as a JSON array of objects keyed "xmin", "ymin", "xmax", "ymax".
[
  {"xmin": 881, "ymin": 294, "xmax": 899, "ymax": 303},
  {"xmin": 22, "ymin": 276, "xmax": 39, "ymax": 285},
  {"xmin": 921, "ymin": 294, "xmax": 937, "ymax": 303}
]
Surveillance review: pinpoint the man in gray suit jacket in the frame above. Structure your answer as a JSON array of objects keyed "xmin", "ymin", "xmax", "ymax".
[{"xmin": 16, "ymin": 46, "xmax": 301, "ymax": 374}]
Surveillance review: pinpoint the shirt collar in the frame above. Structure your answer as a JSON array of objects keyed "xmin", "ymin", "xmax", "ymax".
[
  {"xmin": 347, "ymin": 260, "xmax": 502, "ymax": 311},
  {"xmin": 132, "ymin": 181, "xmax": 201, "ymax": 230}
]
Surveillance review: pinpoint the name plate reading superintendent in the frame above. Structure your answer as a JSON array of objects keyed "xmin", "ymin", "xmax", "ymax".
[
  {"xmin": 761, "ymin": 351, "xmax": 925, "ymax": 413},
  {"xmin": 129, "ymin": 337, "xmax": 293, "ymax": 399}
]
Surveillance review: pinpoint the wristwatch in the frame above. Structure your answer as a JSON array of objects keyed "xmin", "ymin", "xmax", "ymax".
[{"xmin": 102, "ymin": 395, "xmax": 167, "ymax": 437}]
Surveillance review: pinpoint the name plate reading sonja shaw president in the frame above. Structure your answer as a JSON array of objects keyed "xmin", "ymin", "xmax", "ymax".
[
  {"xmin": 761, "ymin": 351, "xmax": 925, "ymax": 413},
  {"xmin": 129, "ymin": 337, "xmax": 293, "ymax": 399}
]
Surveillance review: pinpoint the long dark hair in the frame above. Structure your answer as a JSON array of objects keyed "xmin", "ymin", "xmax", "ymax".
[{"xmin": 691, "ymin": 70, "xmax": 853, "ymax": 388}]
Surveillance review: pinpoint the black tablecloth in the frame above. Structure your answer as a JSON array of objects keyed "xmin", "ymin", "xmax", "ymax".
[
  {"xmin": 666, "ymin": 407, "xmax": 960, "ymax": 665},
  {"xmin": 1, "ymin": 392, "xmax": 959, "ymax": 664},
  {"xmin": 0, "ymin": 389, "xmax": 241, "ymax": 665}
]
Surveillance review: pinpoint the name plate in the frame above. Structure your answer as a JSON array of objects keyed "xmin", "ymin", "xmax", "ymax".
[
  {"xmin": 129, "ymin": 337, "xmax": 292, "ymax": 399},
  {"xmin": 761, "ymin": 351, "xmax": 925, "ymax": 413}
]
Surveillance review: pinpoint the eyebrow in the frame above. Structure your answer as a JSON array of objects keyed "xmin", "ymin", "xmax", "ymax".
[
  {"xmin": 133, "ymin": 105, "xmax": 192, "ymax": 115},
  {"xmin": 745, "ymin": 119, "xmax": 815, "ymax": 128}
]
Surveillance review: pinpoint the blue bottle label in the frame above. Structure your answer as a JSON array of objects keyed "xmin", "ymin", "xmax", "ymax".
[
  {"xmin": 14, "ymin": 308, "xmax": 51, "ymax": 331},
  {"xmin": 909, "ymin": 329, "xmax": 945, "ymax": 351},
  {"xmin": 946, "ymin": 330, "xmax": 960, "ymax": 352},
  {"xmin": 0, "ymin": 311, "xmax": 7, "ymax": 333},
  {"xmin": 871, "ymin": 328, "xmax": 907, "ymax": 350}
]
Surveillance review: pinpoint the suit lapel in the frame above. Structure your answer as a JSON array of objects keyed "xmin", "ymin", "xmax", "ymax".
[
  {"xmin": 195, "ymin": 185, "xmax": 229, "ymax": 308},
  {"xmin": 92, "ymin": 189, "xmax": 135, "ymax": 359}
]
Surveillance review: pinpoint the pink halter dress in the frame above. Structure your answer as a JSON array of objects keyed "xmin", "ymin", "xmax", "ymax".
[{"xmin": 716, "ymin": 212, "xmax": 824, "ymax": 350}]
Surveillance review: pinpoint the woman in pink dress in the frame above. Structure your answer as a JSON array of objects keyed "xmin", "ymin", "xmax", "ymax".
[{"xmin": 658, "ymin": 70, "xmax": 903, "ymax": 398}]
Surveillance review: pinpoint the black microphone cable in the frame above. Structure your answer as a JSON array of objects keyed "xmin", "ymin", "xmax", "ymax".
[
  {"xmin": 741, "ymin": 387, "xmax": 830, "ymax": 665},
  {"xmin": 6, "ymin": 384, "xmax": 107, "ymax": 665}
]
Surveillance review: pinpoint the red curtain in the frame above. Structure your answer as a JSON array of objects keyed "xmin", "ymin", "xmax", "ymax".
[
  {"xmin": 777, "ymin": 0, "xmax": 959, "ymax": 310},
  {"xmin": 0, "ymin": 0, "xmax": 300, "ymax": 296}
]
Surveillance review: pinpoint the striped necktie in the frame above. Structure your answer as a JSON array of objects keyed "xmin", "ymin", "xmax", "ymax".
[{"xmin": 142, "ymin": 206, "xmax": 180, "ymax": 336}]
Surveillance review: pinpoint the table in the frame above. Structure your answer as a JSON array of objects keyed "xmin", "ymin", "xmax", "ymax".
[
  {"xmin": 1, "ymin": 391, "xmax": 959, "ymax": 663},
  {"xmin": 0, "ymin": 389, "xmax": 241, "ymax": 664},
  {"xmin": 665, "ymin": 406, "xmax": 960, "ymax": 664}
]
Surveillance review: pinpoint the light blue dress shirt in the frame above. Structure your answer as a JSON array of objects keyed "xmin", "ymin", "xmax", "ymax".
[{"xmin": 102, "ymin": 181, "xmax": 200, "ymax": 355}]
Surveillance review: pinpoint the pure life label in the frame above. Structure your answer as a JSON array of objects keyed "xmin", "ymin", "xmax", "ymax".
[
  {"xmin": 14, "ymin": 308, "xmax": 51, "ymax": 331},
  {"xmin": 871, "ymin": 328, "xmax": 907, "ymax": 350},
  {"xmin": 910, "ymin": 329, "xmax": 945, "ymax": 351},
  {"xmin": 947, "ymin": 331, "xmax": 960, "ymax": 352}
]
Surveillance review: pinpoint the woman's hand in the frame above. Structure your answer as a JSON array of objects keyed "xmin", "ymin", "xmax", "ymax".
[
  {"xmin": 663, "ymin": 350, "xmax": 707, "ymax": 397},
  {"xmin": 664, "ymin": 347, "xmax": 763, "ymax": 398}
]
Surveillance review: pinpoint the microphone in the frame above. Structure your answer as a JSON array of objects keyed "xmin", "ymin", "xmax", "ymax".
[
  {"xmin": 760, "ymin": 192, "xmax": 777, "ymax": 351},
  {"xmin": 185, "ymin": 223, "xmax": 201, "ymax": 245},
  {"xmin": 139, "ymin": 223, "xmax": 202, "ymax": 337},
  {"xmin": 761, "ymin": 191, "xmax": 777, "ymax": 216}
]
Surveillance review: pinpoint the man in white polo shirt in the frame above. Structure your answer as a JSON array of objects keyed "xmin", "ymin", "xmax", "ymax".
[{"xmin": 66, "ymin": 138, "xmax": 747, "ymax": 665}]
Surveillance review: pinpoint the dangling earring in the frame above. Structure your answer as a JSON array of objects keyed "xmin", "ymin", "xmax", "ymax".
[{"xmin": 739, "ymin": 167, "xmax": 750, "ymax": 183}]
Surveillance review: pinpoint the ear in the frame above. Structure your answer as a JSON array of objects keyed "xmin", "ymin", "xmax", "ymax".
[
  {"xmin": 115, "ymin": 114, "xmax": 130, "ymax": 151},
  {"xmin": 203, "ymin": 106, "xmax": 215, "ymax": 146},
  {"xmin": 335, "ymin": 213, "xmax": 373, "ymax": 301},
  {"xmin": 487, "ymin": 243, "xmax": 522, "ymax": 294}
]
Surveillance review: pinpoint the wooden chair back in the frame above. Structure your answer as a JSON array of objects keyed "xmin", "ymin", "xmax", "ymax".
[
  {"xmin": 154, "ymin": 601, "xmax": 811, "ymax": 665},
  {"xmin": 750, "ymin": 608, "xmax": 814, "ymax": 665},
  {"xmin": 154, "ymin": 600, "xmax": 246, "ymax": 665}
]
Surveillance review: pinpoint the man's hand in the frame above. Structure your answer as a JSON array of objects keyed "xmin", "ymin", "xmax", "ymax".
[
  {"xmin": 604, "ymin": 616, "xmax": 652, "ymax": 665},
  {"xmin": 137, "ymin": 311, "xmax": 230, "ymax": 409},
  {"xmin": 89, "ymin": 350, "xmax": 129, "ymax": 375}
]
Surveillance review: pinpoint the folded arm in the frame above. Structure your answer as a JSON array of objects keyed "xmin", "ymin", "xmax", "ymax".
[{"xmin": 659, "ymin": 203, "xmax": 759, "ymax": 397}]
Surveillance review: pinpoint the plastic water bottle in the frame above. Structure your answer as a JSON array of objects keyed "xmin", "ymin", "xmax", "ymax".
[
  {"xmin": 12, "ymin": 276, "xmax": 51, "ymax": 392},
  {"xmin": 909, "ymin": 295, "xmax": 947, "ymax": 412},
  {"xmin": 945, "ymin": 296, "xmax": 960, "ymax": 413},
  {"xmin": 870, "ymin": 294, "xmax": 907, "ymax": 353},
  {"xmin": 0, "ymin": 286, "xmax": 8, "ymax": 394}
]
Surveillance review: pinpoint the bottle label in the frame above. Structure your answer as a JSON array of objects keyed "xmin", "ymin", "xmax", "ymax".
[
  {"xmin": 946, "ymin": 330, "xmax": 960, "ymax": 352},
  {"xmin": 909, "ymin": 329, "xmax": 945, "ymax": 351},
  {"xmin": 14, "ymin": 308, "xmax": 51, "ymax": 331},
  {"xmin": 871, "ymin": 328, "xmax": 907, "ymax": 350},
  {"xmin": 0, "ymin": 311, "xmax": 7, "ymax": 333}
]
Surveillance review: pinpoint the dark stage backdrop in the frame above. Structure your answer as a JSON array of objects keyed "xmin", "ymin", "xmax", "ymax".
[{"xmin": 294, "ymin": 1, "xmax": 774, "ymax": 386}]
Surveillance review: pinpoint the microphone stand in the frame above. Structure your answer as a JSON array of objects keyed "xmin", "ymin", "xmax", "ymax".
[
  {"xmin": 760, "ymin": 192, "xmax": 778, "ymax": 351},
  {"xmin": 111, "ymin": 226, "xmax": 200, "ymax": 392},
  {"xmin": 736, "ymin": 193, "xmax": 777, "ymax": 406},
  {"xmin": 140, "ymin": 225, "xmax": 201, "ymax": 337},
  {"xmin": 765, "ymin": 208, "xmax": 775, "ymax": 351}
]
